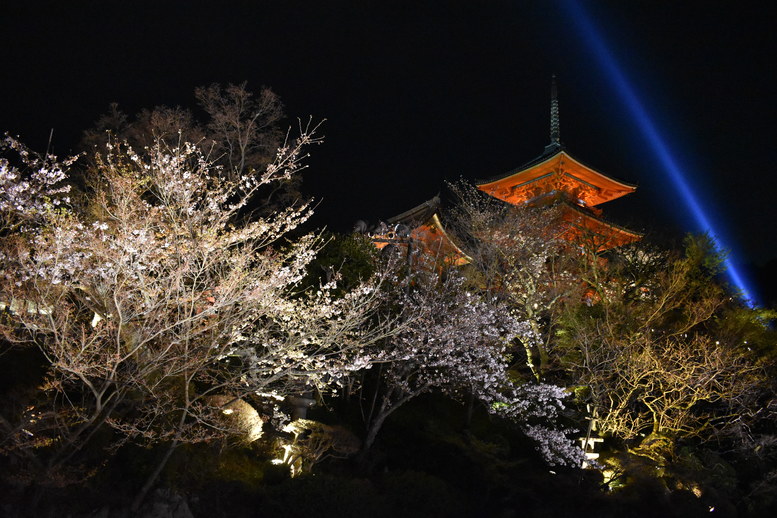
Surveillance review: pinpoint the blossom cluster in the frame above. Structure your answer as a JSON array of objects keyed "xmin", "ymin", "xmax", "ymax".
[
  {"xmin": 356, "ymin": 267, "xmax": 584, "ymax": 466},
  {"xmin": 0, "ymin": 135, "xmax": 73, "ymax": 228}
]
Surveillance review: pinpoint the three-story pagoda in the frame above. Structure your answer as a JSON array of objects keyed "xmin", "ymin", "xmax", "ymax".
[{"xmin": 372, "ymin": 78, "xmax": 641, "ymax": 259}]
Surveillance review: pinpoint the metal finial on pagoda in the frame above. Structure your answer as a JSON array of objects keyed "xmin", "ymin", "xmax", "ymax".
[{"xmin": 550, "ymin": 75, "xmax": 560, "ymax": 146}]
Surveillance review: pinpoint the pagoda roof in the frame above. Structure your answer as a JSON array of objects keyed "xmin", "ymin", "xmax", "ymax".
[
  {"xmin": 558, "ymin": 199, "xmax": 643, "ymax": 250},
  {"xmin": 387, "ymin": 195, "xmax": 442, "ymax": 225},
  {"xmin": 476, "ymin": 146, "xmax": 637, "ymax": 207},
  {"xmin": 372, "ymin": 195, "xmax": 471, "ymax": 266}
]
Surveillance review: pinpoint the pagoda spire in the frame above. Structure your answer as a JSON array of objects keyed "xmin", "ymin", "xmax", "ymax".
[{"xmin": 550, "ymin": 75, "xmax": 560, "ymax": 146}]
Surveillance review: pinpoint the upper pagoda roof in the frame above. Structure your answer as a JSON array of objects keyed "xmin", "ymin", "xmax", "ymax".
[
  {"xmin": 476, "ymin": 146, "xmax": 637, "ymax": 207},
  {"xmin": 478, "ymin": 77, "xmax": 637, "ymax": 208}
]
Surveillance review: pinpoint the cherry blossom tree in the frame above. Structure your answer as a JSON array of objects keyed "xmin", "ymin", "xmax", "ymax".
[
  {"xmin": 445, "ymin": 181, "xmax": 580, "ymax": 381},
  {"xmin": 0, "ymin": 126, "xmax": 394, "ymax": 503},
  {"xmin": 356, "ymin": 265, "xmax": 585, "ymax": 466}
]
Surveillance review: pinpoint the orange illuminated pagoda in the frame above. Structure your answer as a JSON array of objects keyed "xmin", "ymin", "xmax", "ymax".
[
  {"xmin": 476, "ymin": 78, "xmax": 641, "ymax": 251},
  {"xmin": 371, "ymin": 78, "xmax": 641, "ymax": 260}
]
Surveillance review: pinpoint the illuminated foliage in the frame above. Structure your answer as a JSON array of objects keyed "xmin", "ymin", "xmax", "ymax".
[
  {"xmin": 561, "ymin": 239, "xmax": 772, "ymax": 459},
  {"xmin": 0, "ymin": 135, "xmax": 73, "ymax": 232},
  {"xmin": 0, "ymin": 128, "xmax": 393, "ymax": 498},
  {"xmin": 356, "ymin": 266, "xmax": 585, "ymax": 466}
]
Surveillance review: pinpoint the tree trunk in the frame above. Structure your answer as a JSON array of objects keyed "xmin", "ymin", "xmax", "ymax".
[
  {"xmin": 464, "ymin": 391, "xmax": 475, "ymax": 429},
  {"xmin": 362, "ymin": 412, "xmax": 389, "ymax": 454},
  {"xmin": 360, "ymin": 389, "xmax": 421, "ymax": 456},
  {"xmin": 131, "ymin": 438, "xmax": 180, "ymax": 514}
]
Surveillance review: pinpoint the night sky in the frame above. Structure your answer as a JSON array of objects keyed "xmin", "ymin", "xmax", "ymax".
[{"xmin": 2, "ymin": 1, "xmax": 775, "ymax": 296}]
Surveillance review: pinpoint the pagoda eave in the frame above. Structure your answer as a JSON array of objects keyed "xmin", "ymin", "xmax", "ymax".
[
  {"xmin": 560, "ymin": 202, "xmax": 642, "ymax": 251},
  {"xmin": 477, "ymin": 150, "xmax": 636, "ymax": 207}
]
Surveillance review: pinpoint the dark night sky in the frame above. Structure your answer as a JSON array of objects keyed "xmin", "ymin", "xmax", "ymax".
[{"xmin": 2, "ymin": 1, "xmax": 776, "ymax": 293}]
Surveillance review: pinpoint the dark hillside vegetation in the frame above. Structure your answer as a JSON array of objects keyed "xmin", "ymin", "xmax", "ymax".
[{"xmin": 1, "ymin": 90, "xmax": 776, "ymax": 517}]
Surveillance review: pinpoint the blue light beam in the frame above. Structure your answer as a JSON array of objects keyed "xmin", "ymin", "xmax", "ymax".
[{"xmin": 560, "ymin": 0, "xmax": 757, "ymax": 306}]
